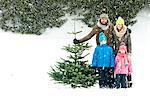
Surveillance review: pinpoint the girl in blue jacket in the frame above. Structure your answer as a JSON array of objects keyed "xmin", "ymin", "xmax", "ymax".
[{"xmin": 92, "ymin": 32, "xmax": 115, "ymax": 88}]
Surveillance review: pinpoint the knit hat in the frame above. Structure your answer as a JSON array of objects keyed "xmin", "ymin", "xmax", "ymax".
[
  {"xmin": 119, "ymin": 42, "xmax": 127, "ymax": 53},
  {"xmin": 99, "ymin": 32, "xmax": 107, "ymax": 42},
  {"xmin": 116, "ymin": 17, "xmax": 125, "ymax": 25},
  {"xmin": 99, "ymin": 13, "xmax": 109, "ymax": 19}
]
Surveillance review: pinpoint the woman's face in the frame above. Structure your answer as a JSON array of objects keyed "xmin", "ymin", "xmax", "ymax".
[
  {"xmin": 116, "ymin": 24, "xmax": 123, "ymax": 30},
  {"xmin": 100, "ymin": 18, "xmax": 108, "ymax": 25}
]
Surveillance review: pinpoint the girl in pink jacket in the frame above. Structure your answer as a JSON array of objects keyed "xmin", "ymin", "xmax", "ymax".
[{"xmin": 114, "ymin": 42, "xmax": 132, "ymax": 88}]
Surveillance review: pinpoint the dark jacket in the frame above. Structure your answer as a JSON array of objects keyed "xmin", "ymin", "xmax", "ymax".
[
  {"xmin": 112, "ymin": 26, "xmax": 132, "ymax": 56},
  {"xmin": 79, "ymin": 23, "xmax": 114, "ymax": 47}
]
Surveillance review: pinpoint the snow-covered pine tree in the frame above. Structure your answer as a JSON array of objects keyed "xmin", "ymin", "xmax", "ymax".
[
  {"xmin": 0, "ymin": 0, "xmax": 147, "ymax": 35},
  {"xmin": 0, "ymin": 0, "xmax": 66, "ymax": 35},
  {"xmin": 63, "ymin": 0, "xmax": 146, "ymax": 26},
  {"xmin": 48, "ymin": 31, "xmax": 97, "ymax": 88}
]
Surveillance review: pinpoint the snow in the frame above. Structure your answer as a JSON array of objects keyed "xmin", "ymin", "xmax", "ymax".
[{"xmin": 0, "ymin": 8, "xmax": 150, "ymax": 99}]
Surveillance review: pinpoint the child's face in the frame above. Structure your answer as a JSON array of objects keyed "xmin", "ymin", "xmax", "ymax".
[
  {"xmin": 119, "ymin": 49, "xmax": 125, "ymax": 53},
  {"xmin": 100, "ymin": 41, "xmax": 107, "ymax": 45}
]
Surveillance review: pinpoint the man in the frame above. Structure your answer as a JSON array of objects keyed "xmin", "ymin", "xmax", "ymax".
[{"xmin": 73, "ymin": 13, "xmax": 114, "ymax": 47}]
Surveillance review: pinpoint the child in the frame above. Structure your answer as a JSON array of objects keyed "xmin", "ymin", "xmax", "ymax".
[
  {"xmin": 114, "ymin": 42, "xmax": 132, "ymax": 88},
  {"xmin": 92, "ymin": 32, "xmax": 115, "ymax": 88}
]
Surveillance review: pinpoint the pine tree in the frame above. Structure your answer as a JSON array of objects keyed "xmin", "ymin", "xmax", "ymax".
[
  {"xmin": 0, "ymin": 0, "xmax": 66, "ymax": 35},
  {"xmin": 63, "ymin": 0, "xmax": 147, "ymax": 26},
  {"xmin": 48, "ymin": 31, "xmax": 97, "ymax": 88},
  {"xmin": 0, "ymin": 0, "xmax": 148, "ymax": 34}
]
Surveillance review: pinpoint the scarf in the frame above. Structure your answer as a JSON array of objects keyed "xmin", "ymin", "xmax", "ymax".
[
  {"xmin": 114, "ymin": 25, "xmax": 127, "ymax": 41},
  {"xmin": 97, "ymin": 20, "xmax": 110, "ymax": 30}
]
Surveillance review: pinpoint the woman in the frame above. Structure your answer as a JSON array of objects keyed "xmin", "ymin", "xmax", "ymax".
[
  {"xmin": 113, "ymin": 17, "xmax": 132, "ymax": 56},
  {"xmin": 113, "ymin": 17, "xmax": 132, "ymax": 88}
]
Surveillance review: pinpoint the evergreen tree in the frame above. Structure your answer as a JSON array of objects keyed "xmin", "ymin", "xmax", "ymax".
[
  {"xmin": 0, "ymin": 0, "xmax": 147, "ymax": 34},
  {"xmin": 63, "ymin": 0, "xmax": 146, "ymax": 26},
  {"xmin": 0, "ymin": 0, "xmax": 66, "ymax": 35},
  {"xmin": 48, "ymin": 31, "xmax": 97, "ymax": 88}
]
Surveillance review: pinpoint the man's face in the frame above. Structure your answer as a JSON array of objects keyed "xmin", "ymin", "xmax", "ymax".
[{"xmin": 100, "ymin": 17, "xmax": 108, "ymax": 25}]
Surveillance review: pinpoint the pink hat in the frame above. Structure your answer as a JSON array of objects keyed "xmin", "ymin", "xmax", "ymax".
[{"xmin": 119, "ymin": 42, "xmax": 127, "ymax": 53}]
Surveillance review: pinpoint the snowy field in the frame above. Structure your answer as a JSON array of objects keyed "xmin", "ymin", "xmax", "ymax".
[{"xmin": 0, "ymin": 8, "xmax": 150, "ymax": 99}]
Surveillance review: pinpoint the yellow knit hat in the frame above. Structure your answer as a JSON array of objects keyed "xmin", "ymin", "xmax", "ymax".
[{"xmin": 116, "ymin": 17, "xmax": 125, "ymax": 25}]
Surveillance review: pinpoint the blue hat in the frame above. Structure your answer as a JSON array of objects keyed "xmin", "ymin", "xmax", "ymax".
[{"xmin": 99, "ymin": 32, "xmax": 107, "ymax": 42}]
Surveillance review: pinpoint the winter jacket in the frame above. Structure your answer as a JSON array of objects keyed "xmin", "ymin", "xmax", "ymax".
[
  {"xmin": 114, "ymin": 53, "xmax": 132, "ymax": 75},
  {"xmin": 112, "ymin": 26, "xmax": 132, "ymax": 56},
  {"xmin": 79, "ymin": 21, "xmax": 114, "ymax": 47},
  {"xmin": 92, "ymin": 44, "xmax": 115, "ymax": 68}
]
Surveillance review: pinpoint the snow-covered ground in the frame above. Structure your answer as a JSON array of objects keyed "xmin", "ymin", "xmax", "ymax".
[{"xmin": 0, "ymin": 8, "xmax": 150, "ymax": 99}]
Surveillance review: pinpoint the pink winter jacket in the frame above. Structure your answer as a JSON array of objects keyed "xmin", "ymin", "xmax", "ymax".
[{"xmin": 114, "ymin": 53, "xmax": 132, "ymax": 75}]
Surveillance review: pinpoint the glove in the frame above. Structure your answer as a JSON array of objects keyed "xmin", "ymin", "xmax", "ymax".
[
  {"xmin": 128, "ymin": 28, "xmax": 132, "ymax": 33},
  {"xmin": 73, "ymin": 38, "xmax": 80, "ymax": 44}
]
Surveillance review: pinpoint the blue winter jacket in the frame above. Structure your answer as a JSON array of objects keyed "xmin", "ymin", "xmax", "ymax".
[{"xmin": 92, "ymin": 44, "xmax": 115, "ymax": 67}]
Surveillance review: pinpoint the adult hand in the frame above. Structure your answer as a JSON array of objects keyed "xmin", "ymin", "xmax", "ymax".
[{"xmin": 73, "ymin": 38, "xmax": 80, "ymax": 44}]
